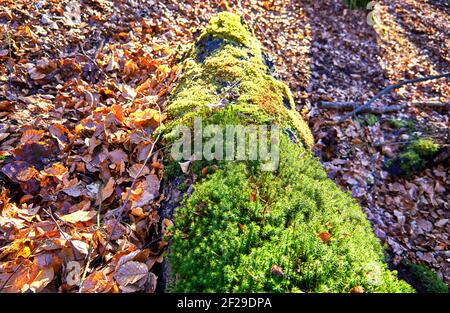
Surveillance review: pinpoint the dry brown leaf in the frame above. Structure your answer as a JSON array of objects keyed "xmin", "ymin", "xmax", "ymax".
[
  {"xmin": 101, "ymin": 177, "xmax": 115, "ymax": 201},
  {"xmin": 20, "ymin": 129, "xmax": 45, "ymax": 144},
  {"xmin": 130, "ymin": 175, "xmax": 160, "ymax": 208},
  {"xmin": 350, "ymin": 286, "xmax": 364, "ymax": 293},
  {"xmin": 128, "ymin": 163, "xmax": 150, "ymax": 179},
  {"xmin": 271, "ymin": 264, "xmax": 284, "ymax": 277},
  {"xmin": 27, "ymin": 267, "xmax": 54, "ymax": 292},
  {"xmin": 80, "ymin": 270, "xmax": 114, "ymax": 293},
  {"xmin": 116, "ymin": 250, "xmax": 141, "ymax": 269},
  {"xmin": 42, "ymin": 163, "xmax": 69, "ymax": 181},
  {"xmin": 145, "ymin": 272, "xmax": 158, "ymax": 293},
  {"xmin": 114, "ymin": 261, "xmax": 148, "ymax": 287},
  {"xmin": 70, "ymin": 240, "xmax": 90, "ymax": 256},
  {"xmin": 59, "ymin": 210, "xmax": 96, "ymax": 224}
]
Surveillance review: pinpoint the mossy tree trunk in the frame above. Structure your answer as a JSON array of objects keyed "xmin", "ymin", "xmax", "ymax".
[{"xmin": 159, "ymin": 12, "xmax": 413, "ymax": 293}]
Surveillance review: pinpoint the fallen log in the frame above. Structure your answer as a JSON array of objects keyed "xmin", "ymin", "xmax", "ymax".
[
  {"xmin": 319, "ymin": 101, "xmax": 449, "ymax": 114},
  {"xmin": 159, "ymin": 12, "xmax": 413, "ymax": 293},
  {"xmin": 339, "ymin": 72, "xmax": 450, "ymax": 121}
]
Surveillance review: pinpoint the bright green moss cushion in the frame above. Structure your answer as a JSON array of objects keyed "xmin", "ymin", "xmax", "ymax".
[{"xmin": 168, "ymin": 135, "xmax": 413, "ymax": 292}]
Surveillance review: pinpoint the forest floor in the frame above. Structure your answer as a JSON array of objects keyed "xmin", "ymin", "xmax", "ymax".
[{"xmin": 0, "ymin": 0, "xmax": 448, "ymax": 292}]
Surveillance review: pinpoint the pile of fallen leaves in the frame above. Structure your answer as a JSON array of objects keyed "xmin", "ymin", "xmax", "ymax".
[
  {"xmin": 0, "ymin": 0, "xmax": 182, "ymax": 292},
  {"xmin": 306, "ymin": 0, "xmax": 449, "ymax": 284},
  {"xmin": 1, "ymin": 0, "xmax": 448, "ymax": 292}
]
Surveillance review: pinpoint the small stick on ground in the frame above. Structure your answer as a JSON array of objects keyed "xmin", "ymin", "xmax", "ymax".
[
  {"xmin": 108, "ymin": 132, "xmax": 161, "ymax": 240},
  {"xmin": 42, "ymin": 208, "xmax": 69, "ymax": 241},
  {"xmin": 339, "ymin": 72, "xmax": 450, "ymax": 122},
  {"xmin": 319, "ymin": 101, "xmax": 449, "ymax": 113},
  {"xmin": 79, "ymin": 183, "xmax": 104, "ymax": 292}
]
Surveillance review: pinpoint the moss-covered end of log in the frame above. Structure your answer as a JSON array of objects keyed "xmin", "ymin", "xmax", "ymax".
[
  {"xmin": 165, "ymin": 12, "xmax": 313, "ymax": 148},
  {"xmin": 164, "ymin": 12, "xmax": 413, "ymax": 293}
]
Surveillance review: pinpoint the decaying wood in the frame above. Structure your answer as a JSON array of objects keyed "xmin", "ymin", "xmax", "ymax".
[
  {"xmin": 339, "ymin": 72, "xmax": 450, "ymax": 121},
  {"xmin": 319, "ymin": 101, "xmax": 449, "ymax": 114}
]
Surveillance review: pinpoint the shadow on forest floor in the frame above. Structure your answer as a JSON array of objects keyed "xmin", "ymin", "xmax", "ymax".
[{"xmin": 387, "ymin": 0, "xmax": 449, "ymax": 74}]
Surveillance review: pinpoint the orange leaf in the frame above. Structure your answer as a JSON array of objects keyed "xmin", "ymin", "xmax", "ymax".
[
  {"xmin": 271, "ymin": 264, "xmax": 284, "ymax": 277},
  {"xmin": 250, "ymin": 191, "xmax": 257, "ymax": 202},
  {"xmin": 59, "ymin": 210, "xmax": 96, "ymax": 224},
  {"xmin": 101, "ymin": 177, "xmax": 115, "ymax": 201},
  {"xmin": 350, "ymin": 286, "xmax": 364, "ymax": 293},
  {"xmin": 20, "ymin": 129, "xmax": 45, "ymax": 144},
  {"xmin": 128, "ymin": 108, "xmax": 160, "ymax": 128},
  {"xmin": 150, "ymin": 162, "xmax": 164, "ymax": 169},
  {"xmin": 112, "ymin": 104, "xmax": 125, "ymax": 122},
  {"xmin": 19, "ymin": 194, "xmax": 34, "ymax": 204},
  {"xmin": 28, "ymin": 267, "xmax": 54, "ymax": 292},
  {"xmin": 80, "ymin": 270, "xmax": 114, "ymax": 293},
  {"xmin": 136, "ymin": 78, "xmax": 153, "ymax": 94},
  {"xmin": 123, "ymin": 59, "xmax": 138, "ymax": 76},
  {"xmin": 16, "ymin": 166, "xmax": 39, "ymax": 182},
  {"xmin": 318, "ymin": 232, "xmax": 331, "ymax": 244},
  {"xmin": 42, "ymin": 163, "xmax": 69, "ymax": 181},
  {"xmin": 49, "ymin": 124, "xmax": 70, "ymax": 144}
]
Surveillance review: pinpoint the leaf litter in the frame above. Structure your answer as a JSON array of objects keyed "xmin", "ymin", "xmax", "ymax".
[{"xmin": 0, "ymin": 0, "xmax": 449, "ymax": 291}]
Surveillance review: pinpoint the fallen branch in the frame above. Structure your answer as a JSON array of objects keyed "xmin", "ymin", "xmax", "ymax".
[
  {"xmin": 79, "ymin": 183, "xmax": 104, "ymax": 293},
  {"xmin": 79, "ymin": 41, "xmax": 108, "ymax": 80},
  {"xmin": 109, "ymin": 92, "xmax": 163, "ymax": 240},
  {"xmin": 339, "ymin": 72, "xmax": 450, "ymax": 122},
  {"xmin": 109, "ymin": 132, "xmax": 161, "ymax": 240},
  {"xmin": 319, "ymin": 101, "xmax": 449, "ymax": 114}
]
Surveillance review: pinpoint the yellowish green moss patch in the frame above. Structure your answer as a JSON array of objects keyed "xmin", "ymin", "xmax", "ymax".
[{"xmin": 165, "ymin": 11, "xmax": 313, "ymax": 148}]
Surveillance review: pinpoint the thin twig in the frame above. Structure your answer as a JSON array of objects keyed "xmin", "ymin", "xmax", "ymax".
[
  {"xmin": 42, "ymin": 208, "xmax": 68, "ymax": 240},
  {"xmin": 109, "ymin": 133, "xmax": 161, "ymax": 239},
  {"xmin": 319, "ymin": 101, "xmax": 449, "ymax": 114},
  {"xmin": 78, "ymin": 238, "xmax": 94, "ymax": 293},
  {"xmin": 142, "ymin": 234, "xmax": 164, "ymax": 249},
  {"xmin": 96, "ymin": 185, "xmax": 103, "ymax": 229},
  {"xmin": 339, "ymin": 72, "xmax": 450, "ymax": 122},
  {"xmin": 108, "ymin": 89, "xmax": 164, "ymax": 239},
  {"xmin": 79, "ymin": 42, "xmax": 109, "ymax": 80},
  {"xmin": 79, "ymin": 184, "xmax": 103, "ymax": 293}
]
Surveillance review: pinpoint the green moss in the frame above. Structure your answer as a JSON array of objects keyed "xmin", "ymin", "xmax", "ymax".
[
  {"xmin": 168, "ymin": 135, "xmax": 413, "ymax": 293},
  {"xmin": 200, "ymin": 12, "xmax": 256, "ymax": 48},
  {"xmin": 356, "ymin": 114, "xmax": 378, "ymax": 127},
  {"xmin": 164, "ymin": 12, "xmax": 412, "ymax": 293},
  {"xmin": 388, "ymin": 119, "xmax": 415, "ymax": 130},
  {"xmin": 386, "ymin": 138, "xmax": 439, "ymax": 177},
  {"xmin": 408, "ymin": 264, "xmax": 448, "ymax": 293},
  {"xmin": 163, "ymin": 161, "xmax": 183, "ymax": 180},
  {"xmin": 343, "ymin": 0, "xmax": 372, "ymax": 9},
  {"xmin": 164, "ymin": 11, "xmax": 313, "ymax": 148},
  {"xmin": 366, "ymin": 114, "xmax": 378, "ymax": 126},
  {"xmin": 409, "ymin": 138, "xmax": 439, "ymax": 157},
  {"xmin": 178, "ymin": 182, "xmax": 188, "ymax": 192}
]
